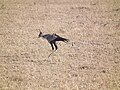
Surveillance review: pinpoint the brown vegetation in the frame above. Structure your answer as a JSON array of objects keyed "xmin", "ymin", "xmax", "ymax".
[{"xmin": 0, "ymin": 0, "xmax": 120, "ymax": 90}]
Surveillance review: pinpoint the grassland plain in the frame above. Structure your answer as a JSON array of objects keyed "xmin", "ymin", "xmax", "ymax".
[{"xmin": 0, "ymin": 0, "xmax": 120, "ymax": 90}]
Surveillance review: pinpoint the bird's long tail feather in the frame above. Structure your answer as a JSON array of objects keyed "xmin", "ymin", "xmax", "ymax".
[{"xmin": 57, "ymin": 37, "xmax": 69, "ymax": 43}]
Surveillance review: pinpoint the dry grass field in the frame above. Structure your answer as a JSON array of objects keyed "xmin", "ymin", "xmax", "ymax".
[{"xmin": 0, "ymin": 0, "xmax": 120, "ymax": 90}]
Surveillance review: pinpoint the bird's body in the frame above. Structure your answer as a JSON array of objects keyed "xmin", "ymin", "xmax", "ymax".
[
  {"xmin": 41, "ymin": 34, "xmax": 57, "ymax": 42},
  {"xmin": 38, "ymin": 31, "xmax": 69, "ymax": 50}
]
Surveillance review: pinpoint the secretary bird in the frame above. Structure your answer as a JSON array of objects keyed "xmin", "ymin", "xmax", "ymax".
[{"xmin": 38, "ymin": 31, "xmax": 69, "ymax": 50}]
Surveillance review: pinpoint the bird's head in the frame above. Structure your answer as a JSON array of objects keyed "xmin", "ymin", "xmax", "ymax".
[{"xmin": 38, "ymin": 31, "xmax": 43, "ymax": 38}]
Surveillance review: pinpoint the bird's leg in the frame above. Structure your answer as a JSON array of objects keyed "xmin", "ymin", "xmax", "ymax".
[
  {"xmin": 53, "ymin": 42, "xmax": 58, "ymax": 50},
  {"xmin": 50, "ymin": 42, "xmax": 54, "ymax": 50}
]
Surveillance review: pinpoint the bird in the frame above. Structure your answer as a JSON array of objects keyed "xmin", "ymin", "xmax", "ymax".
[{"xmin": 38, "ymin": 31, "xmax": 69, "ymax": 50}]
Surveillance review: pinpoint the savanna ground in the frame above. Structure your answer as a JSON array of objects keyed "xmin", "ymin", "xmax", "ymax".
[{"xmin": 0, "ymin": 0, "xmax": 120, "ymax": 90}]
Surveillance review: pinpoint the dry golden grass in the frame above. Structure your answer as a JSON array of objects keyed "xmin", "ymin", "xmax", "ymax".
[{"xmin": 0, "ymin": 0, "xmax": 120, "ymax": 90}]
